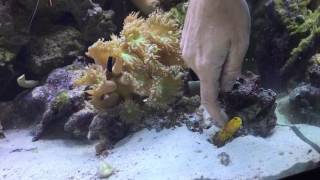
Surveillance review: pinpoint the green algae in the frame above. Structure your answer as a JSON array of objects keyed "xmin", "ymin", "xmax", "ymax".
[
  {"xmin": 52, "ymin": 91, "xmax": 70, "ymax": 111},
  {"xmin": 274, "ymin": 0, "xmax": 320, "ymax": 75}
]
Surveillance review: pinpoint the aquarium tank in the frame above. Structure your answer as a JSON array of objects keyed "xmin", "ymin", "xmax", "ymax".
[{"xmin": 0, "ymin": 0, "xmax": 320, "ymax": 179}]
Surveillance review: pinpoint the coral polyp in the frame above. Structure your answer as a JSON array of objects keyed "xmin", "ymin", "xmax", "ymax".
[
  {"xmin": 146, "ymin": 11, "xmax": 180, "ymax": 51},
  {"xmin": 86, "ymin": 81, "xmax": 119, "ymax": 111},
  {"xmin": 74, "ymin": 64, "xmax": 107, "ymax": 86},
  {"xmin": 74, "ymin": 64, "xmax": 120, "ymax": 111},
  {"xmin": 85, "ymin": 37, "xmax": 122, "ymax": 68}
]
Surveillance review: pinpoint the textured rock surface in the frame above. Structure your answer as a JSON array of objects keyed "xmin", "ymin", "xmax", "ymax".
[
  {"xmin": 0, "ymin": 60, "xmax": 199, "ymax": 154},
  {"xmin": 0, "ymin": 61, "xmax": 133, "ymax": 154},
  {"xmin": 14, "ymin": 0, "xmax": 117, "ymax": 44},
  {"xmin": 0, "ymin": 61, "xmax": 91, "ymax": 140},
  {"xmin": 22, "ymin": 61, "xmax": 90, "ymax": 141},
  {"xmin": 0, "ymin": 0, "xmax": 117, "ymax": 100},
  {"xmin": 0, "ymin": 1, "xmax": 29, "ymax": 100},
  {"xmin": 26, "ymin": 27, "xmax": 85, "ymax": 75},
  {"xmin": 130, "ymin": 0, "xmax": 187, "ymax": 14},
  {"xmin": 0, "ymin": 1, "xmax": 29, "ymax": 64},
  {"xmin": 249, "ymin": 0, "xmax": 291, "ymax": 89},
  {"xmin": 284, "ymin": 63, "xmax": 320, "ymax": 126},
  {"xmin": 248, "ymin": 0, "xmax": 320, "ymax": 90},
  {"xmin": 223, "ymin": 71, "xmax": 277, "ymax": 137}
]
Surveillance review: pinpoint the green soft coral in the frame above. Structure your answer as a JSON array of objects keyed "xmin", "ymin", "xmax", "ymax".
[
  {"xmin": 78, "ymin": 10, "xmax": 186, "ymax": 114},
  {"xmin": 147, "ymin": 63, "xmax": 184, "ymax": 108},
  {"xmin": 168, "ymin": 2, "xmax": 188, "ymax": 26},
  {"xmin": 119, "ymin": 100, "xmax": 144, "ymax": 124}
]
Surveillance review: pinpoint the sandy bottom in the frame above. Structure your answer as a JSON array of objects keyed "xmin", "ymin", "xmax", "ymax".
[
  {"xmin": 1, "ymin": 97, "xmax": 320, "ymax": 180},
  {"xmin": 0, "ymin": 128, "xmax": 101, "ymax": 180},
  {"xmin": 1, "ymin": 125, "xmax": 320, "ymax": 180}
]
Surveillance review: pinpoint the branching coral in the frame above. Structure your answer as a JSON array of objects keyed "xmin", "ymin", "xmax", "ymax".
[{"xmin": 275, "ymin": 0, "xmax": 320, "ymax": 76}]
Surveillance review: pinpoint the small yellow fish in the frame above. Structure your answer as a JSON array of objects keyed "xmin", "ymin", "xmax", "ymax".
[{"xmin": 213, "ymin": 117, "xmax": 243, "ymax": 146}]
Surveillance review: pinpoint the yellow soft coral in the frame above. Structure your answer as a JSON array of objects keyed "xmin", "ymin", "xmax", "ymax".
[
  {"xmin": 74, "ymin": 65, "xmax": 120, "ymax": 111},
  {"xmin": 86, "ymin": 81, "xmax": 119, "ymax": 111},
  {"xmin": 86, "ymin": 39, "xmax": 111, "ymax": 66},
  {"xmin": 83, "ymin": 11, "xmax": 186, "ymax": 110},
  {"xmin": 146, "ymin": 11, "xmax": 180, "ymax": 51},
  {"xmin": 145, "ymin": 11, "xmax": 184, "ymax": 66},
  {"xmin": 86, "ymin": 11, "xmax": 183, "ymax": 72},
  {"xmin": 86, "ymin": 36, "xmax": 143, "ymax": 75},
  {"xmin": 74, "ymin": 64, "xmax": 107, "ymax": 86},
  {"xmin": 121, "ymin": 13, "xmax": 147, "ymax": 50},
  {"xmin": 213, "ymin": 117, "xmax": 243, "ymax": 147}
]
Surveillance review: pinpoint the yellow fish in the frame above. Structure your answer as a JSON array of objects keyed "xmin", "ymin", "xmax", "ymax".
[{"xmin": 214, "ymin": 117, "xmax": 243, "ymax": 146}]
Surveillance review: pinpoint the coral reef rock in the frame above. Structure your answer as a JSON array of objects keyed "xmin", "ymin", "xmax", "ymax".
[
  {"xmin": 88, "ymin": 108, "xmax": 130, "ymax": 154},
  {"xmin": 0, "ymin": 1, "xmax": 29, "ymax": 65},
  {"xmin": 80, "ymin": 6, "xmax": 117, "ymax": 44},
  {"xmin": 14, "ymin": 0, "xmax": 117, "ymax": 44},
  {"xmin": 0, "ymin": 61, "xmax": 96, "ymax": 141},
  {"xmin": 0, "ymin": 1, "xmax": 29, "ymax": 100},
  {"xmin": 287, "ymin": 63, "xmax": 320, "ymax": 126},
  {"xmin": 26, "ymin": 26, "xmax": 85, "ymax": 75},
  {"xmin": 131, "ymin": 0, "xmax": 160, "ymax": 14},
  {"xmin": 249, "ymin": 0, "xmax": 319, "ymax": 90},
  {"xmin": 27, "ymin": 61, "xmax": 91, "ymax": 141},
  {"xmin": 0, "ymin": 0, "xmax": 117, "ymax": 99},
  {"xmin": 0, "ymin": 57, "xmax": 199, "ymax": 154},
  {"xmin": 223, "ymin": 71, "xmax": 278, "ymax": 137},
  {"xmin": 0, "ymin": 8, "xmax": 199, "ymax": 155},
  {"xmin": 130, "ymin": 0, "xmax": 187, "ymax": 14}
]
